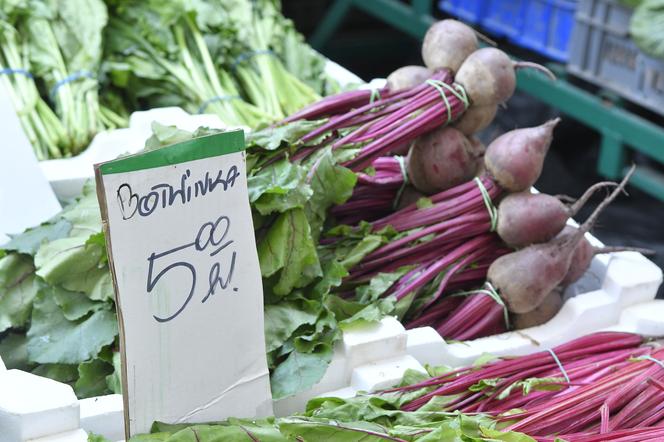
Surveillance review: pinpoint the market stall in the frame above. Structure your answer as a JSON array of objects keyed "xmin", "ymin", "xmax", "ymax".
[{"xmin": 0, "ymin": 1, "xmax": 663, "ymax": 441}]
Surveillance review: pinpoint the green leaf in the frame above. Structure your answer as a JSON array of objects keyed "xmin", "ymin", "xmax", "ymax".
[
  {"xmin": 34, "ymin": 236, "xmax": 103, "ymax": 286},
  {"xmin": 473, "ymin": 353, "xmax": 500, "ymax": 367},
  {"xmin": 75, "ymin": 359, "xmax": 114, "ymax": 398},
  {"xmin": 51, "ymin": 285, "xmax": 105, "ymax": 321},
  {"xmin": 312, "ymin": 261, "xmax": 348, "ymax": 298},
  {"xmin": 247, "ymin": 120, "xmax": 322, "ymax": 151},
  {"xmin": 356, "ymin": 267, "xmax": 413, "ymax": 304},
  {"xmin": 0, "ymin": 254, "xmax": 41, "ymax": 332},
  {"xmin": 270, "ymin": 347, "xmax": 333, "ymax": 399},
  {"xmin": 144, "ymin": 123, "xmax": 195, "ymax": 151},
  {"xmin": 416, "ymin": 197, "xmax": 434, "ymax": 209},
  {"xmin": 86, "ymin": 232, "xmax": 108, "ymax": 265},
  {"xmin": 2, "ymin": 218, "xmax": 72, "ymax": 255},
  {"xmin": 257, "ymin": 209, "xmax": 321, "ymax": 295},
  {"xmin": 61, "ymin": 266, "xmax": 114, "ymax": 302},
  {"xmin": 161, "ymin": 423, "xmax": 286, "ymax": 442},
  {"xmin": 480, "ymin": 426, "xmax": 537, "ymax": 442},
  {"xmin": 278, "ymin": 417, "xmax": 394, "ymax": 441},
  {"xmin": 425, "ymin": 364, "xmax": 455, "ymax": 378},
  {"xmin": 128, "ymin": 434, "xmax": 171, "ymax": 442},
  {"xmin": 304, "ymin": 148, "xmax": 357, "ymax": 237},
  {"xmin": 469, "ymin": 378, "xmax": 502, "ymax": 393},
  {"xmin": 32, "ymin": 364, "xmax": 79, "ymax": 384},
  {"xmin": 339, "ymin": 298, "xmax": 396, "ymax": 331},
  {"xmin": 60, "ymin": 183, "xmax": 103, "ymax": 237},
  {"xmin": 27, "ymin": 291, "xmax": 118, "ymax": 364},
  {"xmin": 254, "ymin": 184, "xmax": 313, "ymax": 215},
  {"xmin": 392, "ymin": 372, "xmax": 427, "ymax": 393},
  {"xmin": 337, "ymin": 235, "xmax": 384, "ymax": 270},
  {"xmin": 106, "ymin": 351, "xmax": 122, "ymax": 394},
  {"xmin": 497, "ymin": 377, "xmax": 565, "ymax": 400},
  {"xmin": 88, "ymin": 433, "xmax": 112, "ymax": 442},
  {"xmin": 325, "ymin": 295, "xmax": 365, "ymax": 321},
  {"xmin": 248, "ymin": 160, "xmax": 311, "ymax": 211},
  {"xmin": 0, "ymin": 333, "xmax": 33, "ymax": 370},
  {"xmin": 264, "ymin": 300, "xmax": 320, "ymax": 353}
]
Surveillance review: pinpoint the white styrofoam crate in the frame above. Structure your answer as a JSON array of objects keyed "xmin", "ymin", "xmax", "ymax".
[
  {"xmin": 0, "ymin": 370, "xmax": 80, "ymax": 442},
  {"xmin": 79, "ymin": 395, "xmax": 124, "ymax": 441},
  {"xmin": 27, "ymin": 429, "xmax": 88, "ymax": 442}
]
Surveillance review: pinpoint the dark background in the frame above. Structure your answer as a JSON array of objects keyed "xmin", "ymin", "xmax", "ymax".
[{"xmin": 283, "ymin": 1, "xmax": 664, "ymax": 297}]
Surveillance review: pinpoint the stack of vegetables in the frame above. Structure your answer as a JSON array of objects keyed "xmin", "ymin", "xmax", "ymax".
[
  {"xmin": 95, "ymin": 332, "xmax": 664, "ymax": 441},
  {"xmin": 0, "ymin": 15, "xmax": 651, "ymax": 417},
  {"xmin": 0, "ymin": 0, "xmax": 335, "ymax": 159},
  {"xmin": 0, "ymin": 0, "xmax": 125, "ymax": 159}
]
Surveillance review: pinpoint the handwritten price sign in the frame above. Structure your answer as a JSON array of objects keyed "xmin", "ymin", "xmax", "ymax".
[{"xmin": 95, "ymin": 131, "xmax": 272, "ymax": 437}]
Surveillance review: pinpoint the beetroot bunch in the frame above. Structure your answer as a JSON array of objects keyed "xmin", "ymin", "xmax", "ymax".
[{"xmin": 279, "ymin": 19, "xmax": 647, "ymax": 342}]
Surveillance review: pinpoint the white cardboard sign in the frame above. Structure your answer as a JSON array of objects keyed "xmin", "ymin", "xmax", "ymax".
[{"xmin": 95, "ymin": 131, "xmax": 273, "ymax": 436}]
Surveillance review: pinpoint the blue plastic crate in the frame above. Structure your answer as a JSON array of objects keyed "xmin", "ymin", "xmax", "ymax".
[
  {"xmin": 439, "ymin": 0, "xmax": 578, "ymax": 62},
  {"xmin": 514, "ymin": 0, "xmax": 577, "ymax": 61},
  {"xmin": 438, "ymin": 0, "xmax": 488, "ymax": 24},
  {"xmin": 481, "ymin": 0, "xmax": 525, "ymax": 38}
]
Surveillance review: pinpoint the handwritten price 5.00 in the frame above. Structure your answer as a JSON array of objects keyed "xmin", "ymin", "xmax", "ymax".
[{"xmin": 146, "ymin": 215, "xmax": 236, "ymax": 322}]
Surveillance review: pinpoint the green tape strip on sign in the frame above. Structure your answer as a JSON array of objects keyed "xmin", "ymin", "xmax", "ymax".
[{"xmin": 99, "ymin": 130, "xmax": 245, "ymax": 175}]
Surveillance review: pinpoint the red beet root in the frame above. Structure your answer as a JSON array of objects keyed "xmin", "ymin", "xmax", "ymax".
[
  {"xmin": 512, "ymin": 288, "xmax": 564, "ymax": 330},
  {"xmin": 387, "ymin": 65, "xmax": 432, "ymax": 92},
  {"xmin": 484, "ymin": 118, "xmax": 560, "ymax": 192},
  {"xmin": 455, "ymin": 48, "xmax": 556, "ymax": 106},
  {"xmin": 421, "ymin": 20, "xmax": 478, "ymax": 74},
  {"xmin": 453, "ymin": 103, "xmax": 497, "ymax": 135},
  {"xmin": 488, "ymin": 167, "xmax": 635, "ymax": 313},
  {"xmin": 496, "ymin": 181, "xmax": 617, "ymax": 247},
  {"xmin": 558, "ymin": 225, "xmax": 656, "ymax": 286},
  {"xmin": 407, "ymin": 126, "xmax": 484, "ymax": 194}
]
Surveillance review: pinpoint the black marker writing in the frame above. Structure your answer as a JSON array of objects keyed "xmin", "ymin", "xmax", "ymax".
[
  {"xmin": 145, "ymin": 214, "xmax": 238, "ymax": 322},
  {"xmin": 117, "ymin": 166, "xmax": 240, "ymax": 220}
]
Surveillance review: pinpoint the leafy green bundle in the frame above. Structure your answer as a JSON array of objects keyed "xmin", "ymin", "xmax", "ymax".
[
  {"xmin": 87, "ymin": 368, "xmax": 535, "ymax": 441},
  {"xmin": 0, "ymin": 0, "xmax": 126, "ymax": 159},
  {"xmin": 103, "ymin": 0, "xmax": 331, "ymax": 127},
  {"xmin": 0, "ymin": 0, "xmax": 335, "ymax": 159},
  {"xmin": 103, "ymin": 0, "xmax": 270, "ymax": 128}
]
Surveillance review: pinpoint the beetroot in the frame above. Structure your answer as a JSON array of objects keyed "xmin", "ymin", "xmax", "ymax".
[
  {"xmin": 421, "ymin": 19, "xmax": 478, "ymax": 73},
  {"xmin": 484, "ymin": 119, "xmax": 560, "ymax": 192},
  {"xmin": 455, "ymin": 48, "xmax": 556, "ymax": 106},
  {"xmin": 407, "ymin": 126, "xmax": 484, "ymax": 194},
  {"xmin": 453, "ymin": 103, "xmax": 497, "ymax": 135},
  {"xmin": 496, "ymin": 181, "xmax": 617, "ymax": 247},
  {"xmin": 558, "ymin": 225, "xmax": 655, "ymax": 286},
  {"xmin": 387, "ymin": 65, "xmax": 432, "ymax": 91},
  {"xmin": 488, "ymin": 168, "xmax": 634, "ymax": 314},
  {"xmin": 455, "ymin": 48, "xmax": 515, "ymax": 106},
  {"xmin": 512, "ymin": 288, "xmax": 563, "ymax": 330}
]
